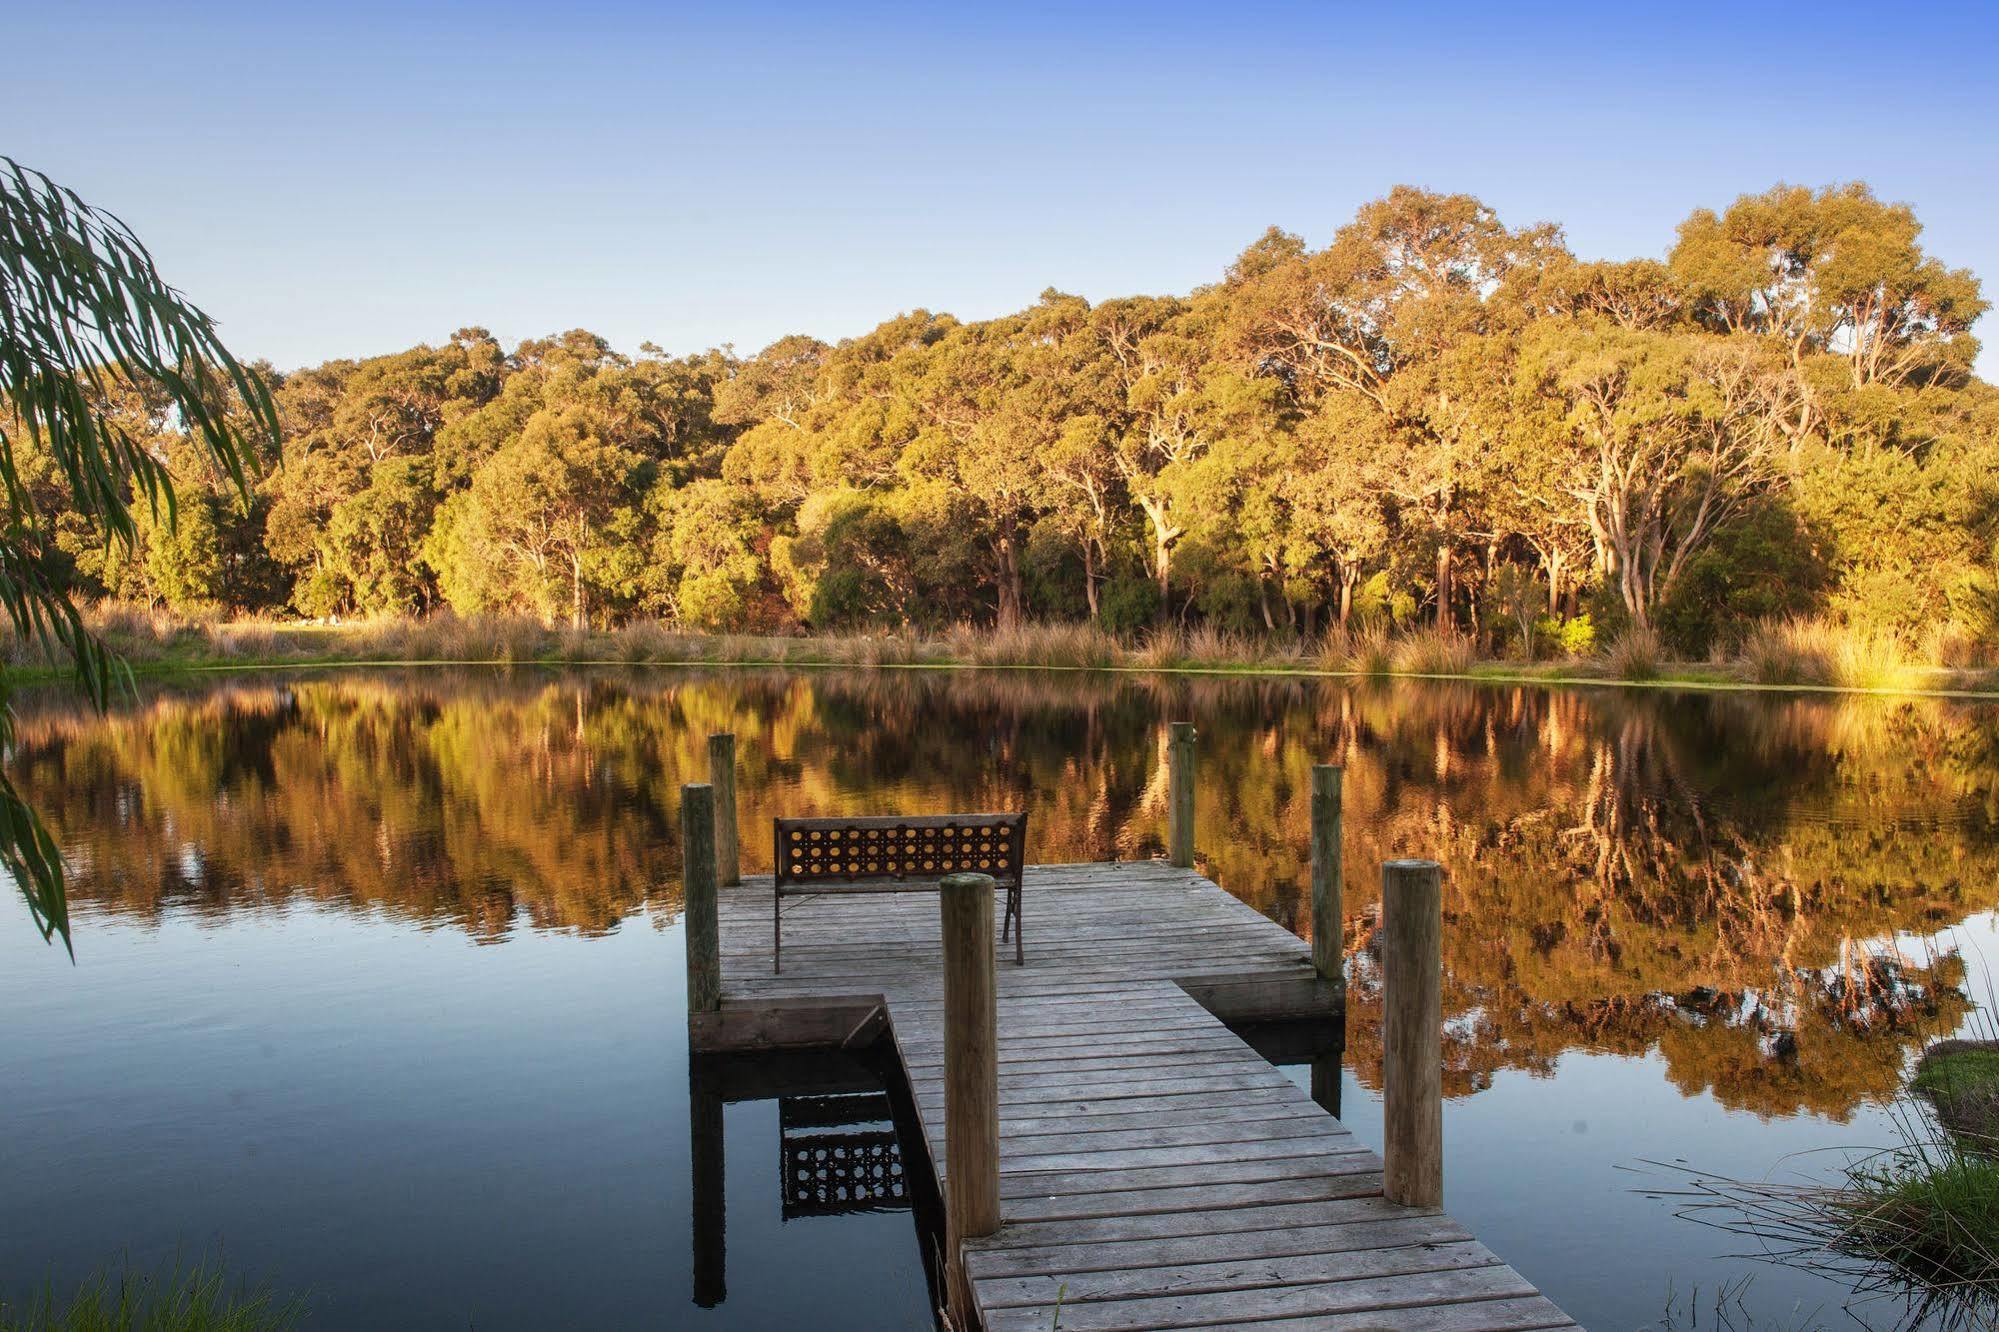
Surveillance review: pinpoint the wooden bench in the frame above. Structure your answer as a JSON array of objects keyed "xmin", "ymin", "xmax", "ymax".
[{"xmin": 772, "ymin": 813, "xmax": 1027, "ymax": 974}]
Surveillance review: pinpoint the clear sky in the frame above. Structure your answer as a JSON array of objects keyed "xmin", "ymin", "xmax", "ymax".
[{"xmin": 7, "ymin": 0, "xmax": 1996, "ymax": 376}]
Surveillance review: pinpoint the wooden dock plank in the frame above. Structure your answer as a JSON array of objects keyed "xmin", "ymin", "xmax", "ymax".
[{"xmin": 707, "ymin": 862, "xmax": 1575, "ymax": 1330}]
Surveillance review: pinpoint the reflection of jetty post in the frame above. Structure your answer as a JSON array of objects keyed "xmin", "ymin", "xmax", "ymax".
[
  {"xmin": 1167, "ymin": 722, "xmax": 1196, "ymax": 868},
  {"xmin": 1382, "ymin": 858, "xmax": 1444, "ymax": 1208},
  {"xmin": 688, "ymin": 1055, "xmax": 726, "ymax": 1307},
  {"xmin": 707, "ymin": 733, "xmax": 740, "ymax": 887},
  {"xmin": 682, "ymin": 783, "xmax": 720, "ymax": 1015},
  {"xmin": 1310, "ymin": 764, "xmax": 1344, "ymax": 993},
  {"xmin": 940, "ymin": 871, "xmax": 1000, "ymax": 1325}
]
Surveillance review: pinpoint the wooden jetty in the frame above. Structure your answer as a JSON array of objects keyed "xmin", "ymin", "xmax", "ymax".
[{"xmin": 692, "ymin": 853, "xmax": 1578, "ymax": 1331}]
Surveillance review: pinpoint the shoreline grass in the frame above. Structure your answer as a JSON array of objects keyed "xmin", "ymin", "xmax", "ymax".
[
  {"xmin": 0, "ymin": 1260, "xmax": 304, "ymax": 1332},
  {"xmin": 5, "ymin": 607, "xmax": 1997, "ymax": 701}
]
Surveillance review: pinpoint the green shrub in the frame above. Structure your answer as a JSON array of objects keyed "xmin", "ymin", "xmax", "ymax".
[
  {"xmin": 1534, "ymin": 614, "xmax": 1597, "ymax": 659},
  {"xmin": 1097, "ymin": 575, "xmax": 1160, "ymax": 638},
  {"xmin": 1655, "ymin": 502, "xmax": 1825, "ymax": 655}
]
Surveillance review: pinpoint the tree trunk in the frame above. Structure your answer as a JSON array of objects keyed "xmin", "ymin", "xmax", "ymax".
[
  {"xmin": 1338, "ymin": 566, "xmax": 1356, "ymax": 631},
  {"xmin": 1434, "ymin": 542, "xmax": 1451, "ymax": 633},
  {"xmin": 1082, "ymin": 538, "xmax": 1100, "ymax": 620},
  {"xmin": 995, "ymin": 526, "xmax": 1023, "ymax": 631},
  {"xmin": 572, "ymin": 554, "xmax": 586, "ymax": 631}
]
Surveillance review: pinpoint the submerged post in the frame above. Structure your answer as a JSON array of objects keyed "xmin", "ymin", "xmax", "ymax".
[
  {"xmin": 682, "ymin": 783, "xmax": 720, "ymax": 1016},
  {"xmin": 1310, "ymin": 764, "xmax": 1344, "ymax": 994},
  {"xmin": 707, "ymin": 732, "xmax": 740, "ymax": 887},
  {"xmin": 939, "ymin": 870, "xmax": 999, "ymax": 1322},
  {"xmin": 1167, "ymin": 722, "xmax": 1196, "ymax": 868},
  {"xmin": 1381, "ymin": 858, "xmax": 1443, "ymax": 1208}
]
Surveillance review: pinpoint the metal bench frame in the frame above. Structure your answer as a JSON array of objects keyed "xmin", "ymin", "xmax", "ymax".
[{"xmin": 772, "ymin": 813, "xmax": 1027, "ymax": 974}]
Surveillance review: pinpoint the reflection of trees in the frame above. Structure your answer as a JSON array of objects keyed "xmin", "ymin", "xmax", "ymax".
[
  {"xmin": 11, "ymin": 669, "xmax": 1998, "ymax": 1115},
  {"xmin": 1192, "ymin": 684, "xmax": 1995, "ymax": 1121}
]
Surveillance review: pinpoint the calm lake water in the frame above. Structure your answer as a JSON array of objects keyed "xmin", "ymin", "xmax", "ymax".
[{"xmin": 3, "ymin": 667, "xmax": 1997, "ymax": 1330}]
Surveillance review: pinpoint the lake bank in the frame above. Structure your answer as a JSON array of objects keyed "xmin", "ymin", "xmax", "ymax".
[{"xmin": 9, "ymin": 610, "xmax": 1999, "ymax": 701}]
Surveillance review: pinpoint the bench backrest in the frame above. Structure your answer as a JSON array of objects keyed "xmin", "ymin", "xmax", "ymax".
[{"xmin": 774, "ymin": 813, "xmax": 1027, "ymax": 887}]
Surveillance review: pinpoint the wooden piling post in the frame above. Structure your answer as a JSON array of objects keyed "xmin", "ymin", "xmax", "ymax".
[
  {"xmin": 1381, "ymin": 858, "xmax": 1443, "ymax": 1209},
  {"xmin": 682, "ymin": 783, "xmax": 720, "ymax": 1016},
  {"xmin": 1167, "ymin": 722, "xmax": 1196, "ymax": 868},
  {"xmin": 939, "ymin": 870, "xmax": 1000, "ymax": 1322},
  {"xmin": 1310, "ymin": 764, "xmax": 1344, "ymax": 993},
  {"xmin": 707, "ymin": 732, "xmax": 740, "ymax": 887}
]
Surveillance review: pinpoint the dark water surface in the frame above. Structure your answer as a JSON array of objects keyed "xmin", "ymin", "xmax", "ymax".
[{"xmin": 4, "ymin": 667, "xmax": 1998, "ymax": 1330}]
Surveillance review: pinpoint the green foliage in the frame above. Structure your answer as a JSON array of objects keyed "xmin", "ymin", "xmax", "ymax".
[
  {"xmin": 0, "ymin": 157, "xmax": 275, "ymax": 946},
  {"xmin": 10, "ymin": 177, "xmax": 1998, "ymax": 787},
  {"xmin": 1534, "ymin": 613, "xmax": 1597, "ymax": 659},
  {"xmin": 1654, "ymin": 500, "xmax": 1826, "ymax": 655},
  {"xmin": 1097, "ymin": 574, "xmax": 1160, "ymax": 638}
]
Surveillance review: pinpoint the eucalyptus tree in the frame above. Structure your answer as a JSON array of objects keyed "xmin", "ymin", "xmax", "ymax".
[
  {"xmin": 0, "ymin": 157, "xmax": 277, "ymax": 945},
  {"xmin": 1670, "ymin": 183, "xmax": 1987, "ymax": 391}
]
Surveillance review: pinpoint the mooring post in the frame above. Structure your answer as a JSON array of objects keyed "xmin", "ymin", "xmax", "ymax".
[
  {"xmin": 1167, "ymin": 722, "xmax": 1196, "ymax": 868},
  {"xmin": 707, "ymin": 732, "xmax": 740, "ymax": 887},
  {"xmin": 682, "ymin": 783, "xmax": 720, "ymax": 1016},
  {"xmin": 1310, "ymin": 764, "xmax": 1344, "ymax": 995},
  {"xmin": 939, "ymin": 870, "xmax": 1000, "ymax": 1322},
  {"xmin": 1381, "ymin": 858, "xmax": 1443, "ymax": 1208}
]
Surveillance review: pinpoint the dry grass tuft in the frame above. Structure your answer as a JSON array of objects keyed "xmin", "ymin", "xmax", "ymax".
[
  {"xmin": 1389, "ymin": 628, "xmax": 1475, "ymax": 676},
  {"xmin": 1606, "ymin": 625, "xmax": 1664, "ymax": 682},
  {"xmin": 1738, "ymin": 617, "xmax": 1927, "ymax": 692}
]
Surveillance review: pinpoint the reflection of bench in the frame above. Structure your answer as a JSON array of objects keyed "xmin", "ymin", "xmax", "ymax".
[
  {"xmin": 772, "ymin": 813, "xmax": 1027, "ymax": 973},
  {"xmin": 779, "ymin": 1092, "xmax": 905, "ymax": 1218}
]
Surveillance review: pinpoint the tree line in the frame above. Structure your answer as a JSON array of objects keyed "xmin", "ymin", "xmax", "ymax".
[{"xmin": 31, "ymin": 182, "xmax": 1999, "ymax": 658}]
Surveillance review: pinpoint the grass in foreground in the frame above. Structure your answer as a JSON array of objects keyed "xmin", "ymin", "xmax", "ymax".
[
  {"xmin": 1670, "ymin": 1138, "xmax": 1999, "ymax": 1330},
  {"xmin": 1670, "ymin": 1026, "xmax": 1999, "ymax": 1330},
  {"xmin": 0, "ymin": 1262, "xmax": 304, "ymax": 1332},
  {"xmin": 1838, "ymin": 1148, "xmax": 1999, "ymax": 1293}
]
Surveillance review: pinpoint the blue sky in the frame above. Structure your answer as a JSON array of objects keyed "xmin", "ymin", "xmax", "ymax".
[{"xmin": 7, "ymin": 1, "xmax": 1997, "ymax": 376}]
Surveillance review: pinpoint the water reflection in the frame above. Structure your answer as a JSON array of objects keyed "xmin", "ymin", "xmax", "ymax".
[
  {"xmin": 12, "ymin": 667, "xmax": 1998, "ymax": 1127},
  {"xmin": 687, "ymin": 1046, "xmax": 944, "ymax": 1320}
]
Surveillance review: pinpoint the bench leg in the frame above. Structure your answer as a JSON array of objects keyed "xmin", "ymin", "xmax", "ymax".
[
  {"xmin": 773, "ymin": 888, "xmax": 781, "ymax": 975},
  {"xmin": 1012, "ymin": 883, "xmax": 1024, "ymax": 966}
]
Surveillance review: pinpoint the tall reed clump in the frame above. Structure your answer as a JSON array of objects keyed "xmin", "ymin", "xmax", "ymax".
[
  {"xmin": 1336, "ymin": 623, "xmax": 1395, "ymax": 676},
  {"xmin": 1739, "ymin": 617, "xmax": 1926, "ymax": 692},
  {"xmin": 1180, "ymin": 624, "xmax": 1253, "ymax": 668},
  {"xmin": 1130, "ymin": 626, "xmax": 1186, "ymax": 670},
  {"xmin": 945, "ymin": 621, "xmax": 1119, "ymax": 669},
  {"xmin": 0, "ymin": 1260, "xmax": 304, "ymax": 1332},
  {"xmin": 1740, "ymin": 618, "xmax": 1831, "ymax": 685},
  {"xmin": 1389, "ymin": 628, "xmax": 1475, "ymax": 676},
  {"xmin": 1605, "ymin": 625, "xmax": 1663, "ymax": 682}
]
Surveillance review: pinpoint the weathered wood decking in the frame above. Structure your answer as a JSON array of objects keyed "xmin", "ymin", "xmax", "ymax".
[{"xmin": 702, "ymin": 861, "xmax": 1577, "ymax": 1331}]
